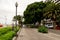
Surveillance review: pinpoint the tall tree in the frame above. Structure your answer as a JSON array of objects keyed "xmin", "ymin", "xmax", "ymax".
[
  {"xmin": 24, "ymin": 1, "xmax": 46, "ymax": 24},
  {"xmin": 24, "ymin": 0, "xmax": 60, "ymax": 24},
  {"xmin": 13, "ymin": 15, "xmax": 22, "ymax": 25}
]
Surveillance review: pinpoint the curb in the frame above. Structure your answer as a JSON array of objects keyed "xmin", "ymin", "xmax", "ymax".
[{"xmin": 12, "ymin": 28, "xmax": 22, "ymax": 40}]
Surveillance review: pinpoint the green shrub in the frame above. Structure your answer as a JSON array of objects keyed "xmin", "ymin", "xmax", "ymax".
[
  {"xmin": 30, "ymin": 24, "xmax": 39, "ymax": 28},
  {"xmin": 0, "ymin": 27, "xmax": 12, "ymax": 36},
  {"xmin": 14, "ymin": 26, "xmax": 20, "ymax": 32},
  {"xmin": 38, "ymin": 25, "xmax": 48, "ymax": 33},
  {"xmin": 30, "ymin": 24, "xmax": 35, "ymax": 28},
  {"xmin": 0, "ymin": 31, "xmax": 16, "ymax": 40},
  {"xmin": 0, "ymin": 26, "xmax": 20, "ymax": 40}
]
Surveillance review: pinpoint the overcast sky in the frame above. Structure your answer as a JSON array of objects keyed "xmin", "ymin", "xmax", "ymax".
[{"xmin": 0, "ymin": 0, "xmax": 45, "ymax": 24}]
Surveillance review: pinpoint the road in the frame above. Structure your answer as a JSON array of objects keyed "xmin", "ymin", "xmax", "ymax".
[
  {"xmin": 49, "ymin": 29, "xmax": 60, "ymax": 35},
  {"xmin": 16, "ymin": 28, "xmax": 60, "ymax": 40}
]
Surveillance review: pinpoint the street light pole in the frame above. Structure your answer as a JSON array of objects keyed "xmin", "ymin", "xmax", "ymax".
[{"xmin": 15, "ymin": 2, "xmax": 18, "ymax": 27}]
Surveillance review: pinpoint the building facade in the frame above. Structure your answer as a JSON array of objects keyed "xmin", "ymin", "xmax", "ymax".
[{"xmin": 45, "ymin": 0, "xmax": 60, "ymax": 3}]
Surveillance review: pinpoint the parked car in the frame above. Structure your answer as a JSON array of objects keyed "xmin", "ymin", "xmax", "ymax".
[
  {"xmin": 45, "ymin": 23, "xmax": 53, "ymax": 28},
  {"xmin": 55, "ymin": 25, "xmax": 60, "ymax": 30}
]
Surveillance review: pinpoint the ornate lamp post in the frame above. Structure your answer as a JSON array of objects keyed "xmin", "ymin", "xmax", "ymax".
[{"xmin": 15, "ymin": 2, "xmax": 18, "ymax": 27}]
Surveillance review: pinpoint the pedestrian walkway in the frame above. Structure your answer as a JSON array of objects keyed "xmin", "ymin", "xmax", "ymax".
[{"xmin": 16, "ymin": 28, "xmax": 60, "ymax": 40}]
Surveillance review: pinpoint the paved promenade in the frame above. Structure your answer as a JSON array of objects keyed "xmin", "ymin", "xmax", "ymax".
[{"xmin": 16, "ymin": 28, "xmax": 60, "ymax": 40}]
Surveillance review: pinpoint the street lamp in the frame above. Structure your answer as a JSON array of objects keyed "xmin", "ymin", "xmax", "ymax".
[{"xmin": 15, "ymin": 2, "xmax": 18, "ymax": 27}]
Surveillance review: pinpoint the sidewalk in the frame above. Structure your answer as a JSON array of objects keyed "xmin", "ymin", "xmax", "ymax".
[{"xmin": 16, "ymin": 28, "xmax": 60, "ymax": 40}]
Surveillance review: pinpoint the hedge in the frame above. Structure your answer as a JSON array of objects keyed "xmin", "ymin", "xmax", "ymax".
[
  {"xmin": 0, "ymin": 26, "xmax": 20, "ymax": 40},
  {"xmin": 0, "ymin": 27, "xmax": 12, "ymax": 36},
  {"xmin": 0, "ymin": 31, "xmax": 16, "ymax": 40}
]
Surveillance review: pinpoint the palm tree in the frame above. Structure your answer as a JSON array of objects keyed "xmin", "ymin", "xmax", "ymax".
[{"xmin": 13, "ymin": 15, "xmax": 22, "ymax": 27}]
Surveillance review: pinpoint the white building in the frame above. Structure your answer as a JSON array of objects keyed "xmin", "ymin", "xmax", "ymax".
[{"xmin": 45, "ymin": 0, "xmax": 60, "ymax": 3}]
